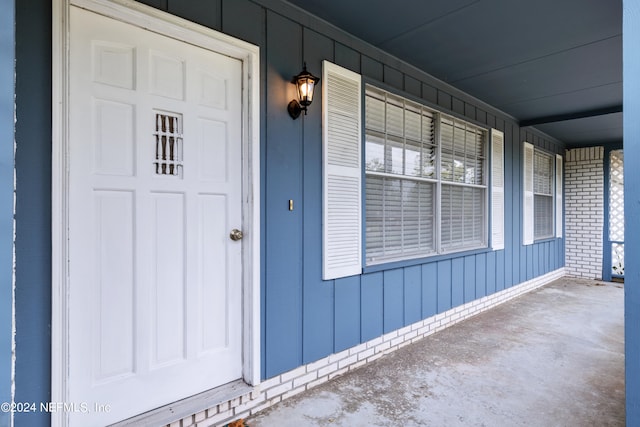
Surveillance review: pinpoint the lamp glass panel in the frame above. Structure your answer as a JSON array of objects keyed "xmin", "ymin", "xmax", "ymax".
[{"xmin": 298, "ymin": 78, "xmax": 315, "ymax": 106}]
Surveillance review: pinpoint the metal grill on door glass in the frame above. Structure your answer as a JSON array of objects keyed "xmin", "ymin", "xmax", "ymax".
[{"xmin": 154, "ymin": 112, "xmax": 183, "ymax": 177}]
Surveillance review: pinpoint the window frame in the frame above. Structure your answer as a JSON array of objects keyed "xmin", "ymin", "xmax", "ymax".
[
  {"xmin": 533, "ymin": 148, "xmax": 555, "ymax": 240},
  {"xmin": 363, "ymin": 84, "xmax": 490, "ymax": 266},
  {"xmin": 523, "ymin": 143, "xmax": 561, "ymax": 245}
]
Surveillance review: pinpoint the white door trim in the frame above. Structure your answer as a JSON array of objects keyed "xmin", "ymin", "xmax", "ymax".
[{"xmin": 51, "ymin": 1, "xmax": 261, "ymax": 425}]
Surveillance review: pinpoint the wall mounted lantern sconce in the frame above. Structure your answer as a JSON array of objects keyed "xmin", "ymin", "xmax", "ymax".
[{"xmin": 288, "ymin": 63, "xmax": 320, "ymax": 119}]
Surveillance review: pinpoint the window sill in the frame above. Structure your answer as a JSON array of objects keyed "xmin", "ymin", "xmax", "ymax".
[
  {"xmin": 363, "ymin": 246, "xmax": 491, "ymax": 274},
  {"xmin": 533, "ymin": 236, "xmax": 560, "ymax": 244}
]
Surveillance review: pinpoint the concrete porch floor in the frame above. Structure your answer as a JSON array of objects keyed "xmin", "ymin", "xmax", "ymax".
[{"xmin": 246, "ymin": 278, "xmax": 624, "ymax": 426}]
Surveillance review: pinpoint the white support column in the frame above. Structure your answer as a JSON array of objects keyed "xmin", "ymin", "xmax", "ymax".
[{"xmin": 564, "ymin": 147, "xmax": 604, "ymax": 279}]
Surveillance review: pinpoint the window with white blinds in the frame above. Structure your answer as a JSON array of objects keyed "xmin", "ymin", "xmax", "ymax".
[
  {"xmin": 440, "ymin": 117, "xmax": 487, "ymax": 251},
  {"xmin": 533, "ymin": 149, "xmax": 554, "ymax": 240},
  {"xmin": 523, "ymin": 143, "xmax": 560, "ymax": 244},
  {"xmin": 364, "ymin": 85, "xmax": 487, "ymax": 265}
]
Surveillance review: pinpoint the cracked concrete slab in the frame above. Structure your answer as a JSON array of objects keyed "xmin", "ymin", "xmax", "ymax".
[{"xmin": 246, "ymin": 278, "xmax": 624, "ymax": 426}]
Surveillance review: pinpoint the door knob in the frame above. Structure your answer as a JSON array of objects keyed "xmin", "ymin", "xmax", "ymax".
[{"xmin": 230, "ymin": 229, "xmax": 243, "ymax": 241}]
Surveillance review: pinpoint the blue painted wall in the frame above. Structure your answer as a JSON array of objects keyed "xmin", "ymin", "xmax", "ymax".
[
  {"xmin": 11, "ymin": 1, "xmax": 567, "ymax": 413},
  {"xmin": 624, "ymin": 0, "xmax": 640, "ymax": 423},
  {"xmin": 182, "ymin": 0, "xmax": 563, "ymax": 379},
  {"xmin": 14, "ymin": 0, "xmax": 51, "ymax": 425},
  {"xmin": 0, "ymin": 0, "xmax": 15, "ymax": 425},
  {"xmin": 241, "ymin": 0, "xmax": 562, "ymax": 379}
]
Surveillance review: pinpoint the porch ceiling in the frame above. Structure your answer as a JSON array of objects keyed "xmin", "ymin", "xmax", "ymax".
[{"xmin": 286, "ymin": 0, "xmax": 622, "ymax": 148}]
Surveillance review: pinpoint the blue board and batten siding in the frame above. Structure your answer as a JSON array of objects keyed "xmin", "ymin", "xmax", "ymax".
[
  {"xmin": 10, "ymin": 0, "xmax": 567, "ymax": 417},
  {"xmin": 132, "ymin": 0, "xmax": 564, "ymax": 379},
  {"xmin": 14, "ymin": 0, "xmax": 53, "ymax": 425},
  {"xmin": 0, "ymin": 0, "xmax": 15, "ymax": 425},
  {"xmin": 624, "ymin": 0, "xmax": 640, "ymax": 424}
]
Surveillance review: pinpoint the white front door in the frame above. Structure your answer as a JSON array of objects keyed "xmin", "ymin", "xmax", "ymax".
[{"xmin": 68, "ymin": 5, "xmax": 244, "ymax": 425}]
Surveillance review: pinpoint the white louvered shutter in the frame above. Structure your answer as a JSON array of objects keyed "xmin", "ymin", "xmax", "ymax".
[
  {"xmin": 491, "ymin": 129, "xmax": 504, "ymax": 250},
  {"xmin": 322, "ymin": 61, "xmax": 362, "ymax": 280},
  {"xmin": 555, "ymin": 153, "xmax": 563, "ymax": 238},
  {"xmin": 523, "ymin": 142, "xmax": 534, "ymax": 245}
]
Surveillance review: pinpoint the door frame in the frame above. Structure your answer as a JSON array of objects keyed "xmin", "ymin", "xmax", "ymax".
[{"xmin": 51, "ymin": 0, "xmax": 261, "ymax": 425}]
